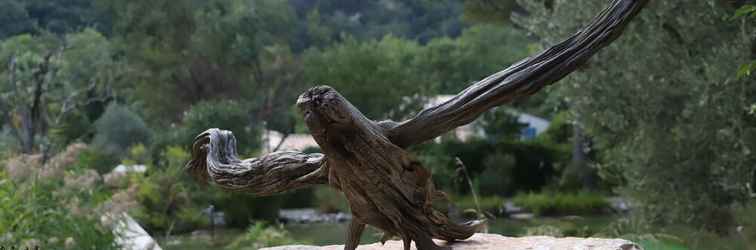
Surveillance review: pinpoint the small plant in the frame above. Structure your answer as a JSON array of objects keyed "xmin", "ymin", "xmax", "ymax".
[{"xmin": 512, "ymin": 192, "xmax": 609, "ymax": 216}]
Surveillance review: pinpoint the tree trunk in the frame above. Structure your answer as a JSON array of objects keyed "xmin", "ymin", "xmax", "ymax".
[{"xmin": 186, "ymin": 1, "xmax": 649, "ymax": 249}]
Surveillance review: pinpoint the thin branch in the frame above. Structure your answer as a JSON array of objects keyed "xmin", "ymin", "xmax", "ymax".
[{"xmin": 386, "ymin": 0, "xmax": 649, "ymax": 148}]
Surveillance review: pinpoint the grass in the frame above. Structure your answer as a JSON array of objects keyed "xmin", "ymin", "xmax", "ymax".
[{"xmin": 512, "ymin": 192, "xmax": 609, "ymax": 216}]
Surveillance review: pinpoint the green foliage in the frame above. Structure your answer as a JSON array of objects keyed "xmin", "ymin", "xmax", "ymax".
[
  {"xmin": 131, "ymin": 146, "xmax": 209, "ymax": 234},
  {"xmin": 415, "ymin": 137, "xmax": 569, "ymax": 196},
  {"xmin": 225, "ymin": 222, "xmax": 296, "ymax": 250},
  {"xmin": 303, "ymin": 35, "xmax": 429, "ymax": 120},
  {"xmin": 477, "ymin": 108, "xmax": 527, "ymax": 142},
  {"xmin": 0, "ymin": 171, "xmax": 117, "ymax": 249},
  {"xmin": 461, "ymin": 0, "xmax": 519, "ymax": 24},
  {"xmin": 421, "ymin": 24, "xmax": 532, "ymax": 94},
  {"xmin": 0, "ymin": 29, "xmax": 120, "ymax": 153},
  {"xmin": 450, "ymin": 195, "xmax": 503, "ymax": 212},
  {"xmin": 101, "ymin": 0, "xmax": 297, "ymax": 123},
  {"xmin": 478, "ymin": 152, "xmax": 516, "ymax": 196},
  {"xmin": 292, "ymin": 0, "xmax": 464, "ymax": 48},
  {"xmin": 517, "ymin": 0, "xmax": 756, "ymax": 231},
  {"xmin": 0, "ymin": 0, "xmax": 35, "ymax": 39},
  {"xmin": 92, "ymin": 103, "xmax": 152, "ymax": 158},
  {"xmin": 215, "ymin": 194, "xmax": 284, "ymax": 228},
  {"xmin": 512, "ymin": 192, "xmax": 609, "ymax": 216},
  {"xmin": 178, "ymin": 100, "xmax": 260, "ymax": 154},
  {"xmin": 74, "ymin": 148, "xmax": 120, "ymax": 174}
]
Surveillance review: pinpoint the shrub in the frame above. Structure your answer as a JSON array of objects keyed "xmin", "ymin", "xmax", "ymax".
[
  {"xmin": 225, "ymin": 222, "xmax": 296, "ymax": 250},
  {"xmin": 512, "ymin": 192, "xmax": 609, "ymax": 216},
  {"xmin": 0, "ymin": 171, "xmax": 117, "ymax": 249},
  {"xmin": 74, "ymin": 148, "xmax": 120, "ymax": 175},
  {"xmin": 50, "ymin": 111, "xmax": 92, "ymax": 146},
  {"xmin": 92, "ymin": 103, "xmax": 152, "ymax": 158},
  {"xmin": 131, "ymin": 146, "xmax": 209, "ymax": 234}
]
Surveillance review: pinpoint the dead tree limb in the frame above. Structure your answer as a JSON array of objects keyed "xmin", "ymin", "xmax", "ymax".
[
  {"xmin": 187, "ymin": 1, "xmax": 648, "ymax": 249},
  {"xmin": 186, "ymin": 129, "xmax": 328, "ymax": 196}
]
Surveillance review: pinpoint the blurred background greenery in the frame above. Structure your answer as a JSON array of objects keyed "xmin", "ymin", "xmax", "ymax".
[{"xmin": 0, "ymin": 0, "xmax": 754, "ymax": 249}]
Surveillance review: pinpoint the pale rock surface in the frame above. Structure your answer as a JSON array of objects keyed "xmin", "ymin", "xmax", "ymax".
[{"xmin": 260, "ymin": 233, "xmax": 642, "ymax": 250}]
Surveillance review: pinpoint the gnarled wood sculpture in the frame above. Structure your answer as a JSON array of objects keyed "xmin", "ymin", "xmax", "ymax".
[{"xmin": 186, "ymin": 1, "xmax": 648, "ymax": 249}]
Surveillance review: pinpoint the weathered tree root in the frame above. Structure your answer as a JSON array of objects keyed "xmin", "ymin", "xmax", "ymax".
[{"xmin": 186, "ymin": 1, "xmax": 648, "ymax": 249}]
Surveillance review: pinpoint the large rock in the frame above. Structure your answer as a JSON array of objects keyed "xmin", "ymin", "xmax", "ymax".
[{"xmin": 260, "ymin": 233, "xmax": 642, "ymax": 250}]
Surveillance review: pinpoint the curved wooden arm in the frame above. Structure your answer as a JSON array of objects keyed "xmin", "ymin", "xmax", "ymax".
[
  {"xmin": 386, "ymin": 0, "xmax": 649, "ymax": 148},
  {"xmin": 185, "ymin": 128, "xmax": 328, "ymax": 196}
]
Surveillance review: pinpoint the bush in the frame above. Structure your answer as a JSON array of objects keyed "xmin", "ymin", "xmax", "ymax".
[
  {"xmin": 74, "ymin": 148, "xmax": 120, "ymax": 175},
  {"xmin": 0, "ymin": 171, "xmax": 117, "ymax": 249},
  {"xmin": 225, "ymin": 222, "xmax": 296, "ymax": 250},
  {"xmin": 50, "ymin": 111, "xmax": 93, "ymax": 146},
  {"xmin": 131, "ymin": 146, "xmax": 209, "ymax": 234},
  {"xmin": 92, "ymin": 103, "xmax": 152, "ymax": 158},
  {"xmin": 512, "ymin": 192, "xmax": 609, "ymax": 216}
]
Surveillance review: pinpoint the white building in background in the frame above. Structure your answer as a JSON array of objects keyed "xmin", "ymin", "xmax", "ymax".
[
  {"xmin": 261, "ymin": 130, "xmax": 320, "ymax": 153},
  {"xmin": 260, "ymin": 95, "xmax": 552, "ymax": 152}
]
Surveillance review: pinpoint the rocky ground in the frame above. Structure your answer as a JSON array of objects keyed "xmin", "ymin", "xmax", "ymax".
[{"xmin": 259, "ymin": 233, "xmax": 642, "ymax": 250}]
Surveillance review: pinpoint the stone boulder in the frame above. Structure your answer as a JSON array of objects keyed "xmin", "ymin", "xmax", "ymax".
[{"xmin": 260, "ymin": 233, "xmax": 642, "ymax": 250}]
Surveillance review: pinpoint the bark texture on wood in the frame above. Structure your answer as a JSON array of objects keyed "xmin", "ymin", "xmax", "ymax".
[
  {"xmin": 186, "ymin": 1, "xmax": 648, "ymax": 249},
  {"xmin": 186, "ymin": 129, "xmax": 328, "ymax": 196}
]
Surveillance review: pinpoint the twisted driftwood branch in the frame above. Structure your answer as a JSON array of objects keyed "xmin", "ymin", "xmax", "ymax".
[
  {"xmin": 186, "ymin": 128, "xmax": 328, "ymax": 196},
  {"xmin": 186, "ymin": 1, "xmax": 648, "ymax": 249}
]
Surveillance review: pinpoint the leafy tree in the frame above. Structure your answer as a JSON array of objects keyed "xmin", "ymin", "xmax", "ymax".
[
  {"xmin": 420, "ymin": 24, "xmax": 532, "ymax": 94},
  {"xmin": 0, "ymin": 0, "xmax": 35, "ymax": 39},
  {"xmin": 292, "ymin": 0, "xmax": 464, "ymax": 47},
  {"xmin": 0, "ymin": 29, "xmax": 118, "ymax": 154},
  {"xmin": 303, "ymin": 35, "xmax": 430, "ymax": 120},
  {"xmin": 516, "ymin": 0, "xmax": 756, "ymax": 232},
  {"xmin": 462, "ymin": 0, "xmax": 520, "ymax": 24},
  {"xmin": 100, "ymin": 0, "xmax": 297, "ymax": 124}
]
